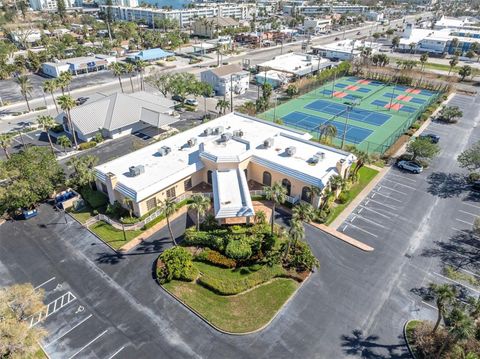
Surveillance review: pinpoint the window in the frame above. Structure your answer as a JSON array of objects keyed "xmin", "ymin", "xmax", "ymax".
[
  {"xmin": 166, "ymin": 187, "xmax": 176, "ymax": 199},
  {"xmin": 101, "ymin": 183, "xmax": 108, "ymax": 194},
  {"xmin": 282, "ymin": 178, "xmax": 291, "ymax": 196},
  {"xmin": 301, "ymin": 186, "xmax": 312, "ymax": 203},
  {"xmin": 184, "ymin": 178, "xmax": 192, "ymax": 191},
  {"xmin": 207, "ymin": 170, "xmax": 213, "ymax": 185},
  {"xmin": 146, "ymin": 197, "xmax": 156, "ymax": 211},
  {"xmin": 262, "ymin": 171, "xmax": 272, "ymax": 186},
  {"xmin": 244, "ymin": 169, "xmax": 248, "ymax": 180}
]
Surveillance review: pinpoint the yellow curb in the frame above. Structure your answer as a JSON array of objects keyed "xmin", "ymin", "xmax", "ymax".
[{"xmin": 310, "ymin": 222, "xmax": 374, "ymax": 252}]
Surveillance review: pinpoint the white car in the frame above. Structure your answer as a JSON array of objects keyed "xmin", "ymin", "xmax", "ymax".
[
  {"xmin": 397, "ymin": 160, "xmax": 423, "ymax": 174},
  {"xmin": 185, "ymin": 98, "xmax": 199, "ymax": 106}
]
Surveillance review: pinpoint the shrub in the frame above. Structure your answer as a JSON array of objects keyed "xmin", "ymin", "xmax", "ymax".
[
  {"xmin": 184, "ymin": 228, "xmax": 228, "ymax": 251},
  {"xmin": 93, "ymin": 132, "xmax": 104, "ymax": 143},
  {"xmin": 336, "ymin": 191, "xmax": 349, "ymax": 204},
  {"xmin": 79, "ymin": 141, "xmax": 97, "ymax": 150},
  {"xmin": 467, "ymin": 172, "xmax": 480, "ymax": 183},
  {"xmin": 225, "ymin": 239, "xmax": 252, "ymax": 260},
  {"xmin": 195, "ymin": 249, "xmax": 236, "ymax": 268},
  {"xmin": 157, "ymin": 247, "xmax": 197, "ymax": 284},
  {"xmin": 80, "ymin": 187, "xmax": 108, "ymax": 209},
  {"xmin": 50, "ymin": 124, "xmax": 65, "ymax": 133},
  {"xmin": 286, "ymin": 241, "xmax": 319, "ymax": 272},
  {"xmin": 166, "ymin": 56, "xmax": 176, "ymax": 61}
]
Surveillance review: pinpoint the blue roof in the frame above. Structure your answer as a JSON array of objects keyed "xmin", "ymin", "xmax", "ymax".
[{"xmin": 128, "ymin": 48, "xmax": 174, "ymax": 61}]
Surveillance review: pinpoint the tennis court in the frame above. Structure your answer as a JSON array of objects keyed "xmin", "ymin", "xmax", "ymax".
[{"xmin": 259, "ymin": 76, "xmax": 439, "ymax": 153}]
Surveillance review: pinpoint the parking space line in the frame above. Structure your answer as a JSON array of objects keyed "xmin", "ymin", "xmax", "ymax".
[
  {"xmin": 382, "ymin": 178, "xmax": 416, "ymax": 190},
  {"xmin": 365, "ymin": 198, "xmax": 399, "ymax": 210},
  {"xmin": 351, "ymin": 214, "xmax": 388, "ymax": 229},
  {"xmin": 30, "ymin": 291, "xmax": 77, "ymax": 327},
  {"xmin": 107, "ymin": 346, "xmax": 126, "ymax": 359},
  {"xmin": 451, "ymin": 227, "xmax": 480, "ymax": 240},
  {"xmin": 433, "ymin": 272, "xmax": 480, "ymax": 294},
  {"xmin": 45, "ymin": 314, "xmax": 93, "ymax": 348},
  {"xmin": 387, "ymin": 173, "xmax": 417, "ymax": 183},
  {"xmin": 455, "ymin": 218, "xmax": 474, "ymax": 226},
  {"xmin": 438, "ymin": 245, "xmax": 480, "ymax": 264},
  {"xmin": 370, "ymin": 190, "xmax": 403, "ymax": 203},
  {"xmin": 68, "ymin": 329, "xmax": 108, "ymax": 359},
  {"xmin": 343, "ymin": 222, "xmax": 378, "ymax": 238},
  {"xmin": 463, "ymin": 202, "xmax": 480, "ymax": 210},
  {"xmin": 377, "ymin": 184, "xmax": 408, "ymax": 196},
  {"xmin": 421, "ymin": 301, "xmax": 437, "ymax": 310},
  {"xmin": 459, "ymin": 209, "xmax": 478, "ymax": 217},
  {"xmin": 34, "ymin": 277, "xmax": 56, "ymax": 290},
  {"xmin": 357, "ymin": 204, "xmax": 391, "ymax": 219}
]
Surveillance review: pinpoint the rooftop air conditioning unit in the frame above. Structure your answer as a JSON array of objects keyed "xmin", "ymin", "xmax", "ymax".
[
  {"xmin": 310, "ymin": 156, "xmax": 319, "ymax": 165},
  {"xmin": 315, "ymin": 151, "xmax": 326, "ymax": 160},
  {"xmin": 221, "ymin": 132, "xmax": 232, "ymax": 142},
  {"xmin": 187, "ymin": 137, "xmax": 197, "ymax": 147},
  {"xmin": 233, "ymin": 129, "xmax": 244, "ymax": 137},
  {"xmin": 264, "ymin": 137, "xmax": 274, "ymax": 148},
  {"xmin": 129, "ymin": 165, "xmax": 145, "ymax": 177},
  {"xmin": 204, "ymin": 127, "xmax": 213, "ymax": 136},
  {"xmin": 158, "ymin": 146, "xmax": 171, "ymax": 156},
  {"xmin": 286, "ymin": 146, "xmax": 296, "ymax": 156},
  {"xmin": 214, "ymin": 126, "xmax": 224, "ymax": 135}
]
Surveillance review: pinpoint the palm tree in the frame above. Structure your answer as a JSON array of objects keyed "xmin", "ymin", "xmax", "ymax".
[
  {"xmin": 37, "ymin": 115, "xmax": 56, "ymax": 155},
  {"xmin": 110, "ymin": 62, "xmax": 125, "ymax": 93},
  {"xmin": 123, "ymin": 197, "xmax": 134, "ymax": 217},
  {"xmin": 429, "ymin": 283, "xmax": 456, "ymax": 334},
  {"xmin": 43, "ymin": 79, "xmax": 59, "ymax": 113},
  {"xmin": 264, "ymin": 182, "xmax": 287, "ymax": 235},
  {"xmin": 419, "ymin": 53, "xmax": 429, "ymax": 71},
  {"xmin": 0, "ymin": 133, "xmax": 13, "ymax": 159},
  {"xmin": 58, "ymin": 71, "xmax": 72, "ymax": 95},
  {"xmin": 351, "ymin": 148, "xmax": 371, "ymax": 179},
  {"xmin": 254, "ymin": 210, "xmax": 267, "ymax": 224},
  {"xmin": 124, "ymin": 62, "xmax": 136, "ymax": 92},
  {"xmin": 319, "ymin": 123, "xmax": 337, "ymax": 144},
  {"xmin": 15, "ymin": 75, "xmax": 32, "ymax": 112},
  {"xmin": 57, "ymin": 95, "xmax": 78, "ymax": 150},
  {"xmin": 448, "ymin": 55, "xmax": 459, "ymax": 75},
  {"xmin": 161, "ymin": 197, "xmax": 177, "ymax": 245},
  {"xmin": 292, "ymin": 202, "xmax": 315, "ymax": 223},
  {"xmin": 135, "ymin": 60, "xmax": 147, "ymax": 91},
  {"xmin": 57, "ymin": 135, "xmax": 72, "ymax": 154},
  {"xmin": 188, "ymin": 194, "xmax": 210, "ymax": 231},
  {"xmin": 285, "ymin": 218, "xmax": 304, "ymax": 257},
  {"xmin": 216, "ymin": 99, "xmax": 230, "ymax": 115},
  {"xmin": 437, "ymin": 307, "xmax": 476, "ymax": 358}
]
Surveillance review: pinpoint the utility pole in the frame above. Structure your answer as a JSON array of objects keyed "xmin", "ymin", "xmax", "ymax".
[
  {"xmin": 341, "ymin": 105, "xmax": 351, "ymax": 150},
  {"xmin": 230, "ymin": 74, "xmax": 234, "ymax": 112}
]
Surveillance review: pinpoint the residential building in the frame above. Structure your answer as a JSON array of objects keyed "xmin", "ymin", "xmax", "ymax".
[
  {"xmin": 201, "ymin": 64, "xmax": 250, "ymax": 96},
  {"xmin": 303, "ymin": 19, "xmax": 332, "ymax": 34},
  {"xmin": 283, "ymin": 4, "xmax": 369, "ymax": 16},
  {"xmin": 311, "ymin": 39, "xmax": 382, "ymax": 61},
  {"xmin": 126, "ymin": 48, "xmax": 174, "ymax": 62},
  {"xmin": 29, "ymin": 0, "xmax": 74, "ymax": 11},
  {"xmin": 192, "ymin": 16, "xmax": 239, "ymax": 39},
  {"xmin": 433, "ymin": 16, "xmax": 480, "ymax": 31},
  {"xmin": 42, "ymin": 55, "xmax": 116, "ymax": 78},
  {"xmin": 100, "ymin": 4, "xmax": 255, "ymax": 28},
  {"xmin": 56, "ymin": 92, "xmax": 176, "ymax": 142},
  {"xmin": 94, "ymin": 112, "xmax": 356, "ymax": 221}
]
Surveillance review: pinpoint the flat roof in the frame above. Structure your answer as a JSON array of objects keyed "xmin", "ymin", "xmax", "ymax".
[
  {"xmin": 257, "ymin": 52, "xmax": 333, "ymax": 76},
  {"xmin": 95, "ymin": 113, "xmax": 355, "ymax": 202},
  {"xmin": 312, "ymin": 39, "xmax": 382, "ymax": 54}
]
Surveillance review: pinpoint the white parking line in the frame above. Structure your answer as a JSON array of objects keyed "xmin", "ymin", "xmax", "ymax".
[
  {"xmin": 68, "ymin": 329, "xmax": 108, "ymax": 359},
  {"xmin": 343, "ymin": 222, "xmax": 378, "ymax": 238},
  {"xmin": 34, "ymin": 277, "xmax": 56, "ymax": 290},
  {"xmin": 29, "ymin": 291, "xmax": 77, "ymax": 327},
  {"xmin": 365, "ymin": 198, "xmax": 399, "ymax": 211},
  {"xmin": 439, "ymin": 245, "xmax": 480, "ymax": 264},
  {"xmin": 421, "ymin": 301, "xmax": 437, "ymax": 310},
  {"xmin": 383, "ymin": 178, "xmax": 416, "ymax": 190},
  {"xmin": 377, "ymin": 184, "xmax": 408, "ymax": 196},
  {"xmin": 45, "ymin": 314, "xmax": 93, "ymax": 348},
  {"xmin": 455, "ymin": 218, "xmax": 474, "ymax": 226},
  {"xmin": 351, "ymin": 214, "xmax": 388, "ymax": 229},
  {"xmin": 433, "ymin": 272, "xmax": 480, "ymax": 294},
  {"xmin": 463, "ymin": 202, "xmax": 480, "ymax": 210},
  {"xmin": 357, "ymin": 204, "xmax": 391, "ymax": 219},
  {"xmin": 107, "ymin": 346, "xmax": 126, "ymax": 359},
  {"xmin": 388, "ymin": 173, "xmax": 417, "ymax": 183},
  {"xmin": 459, "ymin": 209, "xmax": 478, "ymax": 217},
  {"xmin": 451, "ymin": 227, "xmax": 480, "ymax": 240},
  {"xmin": 370, "ymin": 190, "xmax": 403, "ymax": 203}
]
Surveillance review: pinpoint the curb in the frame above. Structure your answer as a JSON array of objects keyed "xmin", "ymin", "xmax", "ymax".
[
  {"xmin": 159, "ymin": 271, "xmax": 312, "ymax": 336},
  {"xmin": 403, "ymin": 320, "xmax": 419, "ymax": 359}
]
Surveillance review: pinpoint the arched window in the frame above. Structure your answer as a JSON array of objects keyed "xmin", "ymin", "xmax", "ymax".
[
  {"xmin": 207, "ymin": 170, "xmax": 212, "ymax": 185},
  {"xmin": 262, "ymin": 171, "xmax": 272, "ymax": 186},
  {"xmin": 301, "ymin": 186, "xmax": 312, "ymax": 203},
  {"xmin": 282, "ymin": 178, "xmax": 291, "ymax": 196}
]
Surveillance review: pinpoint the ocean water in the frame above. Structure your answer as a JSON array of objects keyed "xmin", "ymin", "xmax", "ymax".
[{"xmin": 139, "ymin": 0, "xmax": 192, "ymax": 9}]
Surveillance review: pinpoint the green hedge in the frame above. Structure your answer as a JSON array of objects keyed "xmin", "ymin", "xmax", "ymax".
[
  {"xmin": 79, "ymin": 141, "xmax": 97, "ymax": 150},
  {"xmin": 195, "ymin": 249, "xmax": 236, "ymax": 268},
  {"xmin": 80, "ymin": 187, "xmax": 108, "ymax": 209}
]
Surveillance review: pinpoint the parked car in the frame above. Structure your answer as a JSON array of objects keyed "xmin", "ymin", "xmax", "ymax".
[
  {"xmin": 185, "ymin": 98, "xmax": 199, "ymax": 106},
  {"xmin": 419, "ymin": 133, "xmax": 440, "ymax": 143},
  {"xmin": 397, "ymin": 160, "xmax": 423, "ymax": 174},
  {"xmin": 172, "ymin": 95, "xmax": 185, "ymax": 103},
  {"xmin": 356, "ymin": 31, "xmax": 361, "ymax": 35},
  {"xmin": 76, "ymin": 97, "xmax": 89, "ymax": 105}
]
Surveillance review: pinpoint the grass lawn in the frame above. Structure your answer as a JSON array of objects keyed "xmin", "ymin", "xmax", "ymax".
[
  {"xmin": 68, "ymin": 206, "xmax": 95, "ymax": 224},
  {"xmin": 31, "ymin": 347, "xmax": 48, "ymax": 359},
  {"xmin": 89, "ymin": 221, "xmax": 144, "ymax": 249},
  {"xmin": 325, "ymin": 166, "xmax": 379, "ymax": 225},
  {"xmin": 163, "ymin": 278, "xmax": 298, "ymax": 333}
]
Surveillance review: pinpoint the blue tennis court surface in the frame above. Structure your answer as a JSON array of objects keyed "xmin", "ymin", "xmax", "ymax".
[
  {"xmin": 345, "ymin": 94, "xmax": 361, "ymax": 101},
  {"xmin": 420, "ymin": 89, "xmax": 435, "ymax": 96},
  {"xmin": 399, "ymin": 105, "xmax": 417, "ymax": 113},
  {"xmin": 335, "ymin": 83, "xmax": 348, "ymax": 88},
  {"xmin": 410, "ymin": 98, "xmax": 426, "ymax": 104},
  {"xmin": 394, "ymin": 85, "xmax": 410, "ymax": 92},
  {"xmin": 369, "ymin": 81, "xmax": 384, "ymax": 86},
  {"xmin": 282, "ymin": 111, "xmax": 372, "ymax": 144},
  {"xmin": 346, "ymin": 77, "xmax": 359, "ymax": 82},
  {"xmin": 383, "ymin": 93, "xmax": 397, "ymax": 99},
  {"xmin": 305, "ymin": 99, "xmax": 391, "ymax": 126},
  {"xmin": 372, "ymin": 100, "xmax": 388, "ymax": 107},
  {"xmin": 356, "ymin": 88, "xmax": 371, "ymax": 93},
  {"xmin": 320, "ymin": 89, "xmax": 333, "ymax": 96}
]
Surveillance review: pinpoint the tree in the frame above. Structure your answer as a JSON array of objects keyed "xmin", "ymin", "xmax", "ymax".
[
  {"xmin": 261, "ymin": 83, "xmax": 273, "ymax": 101},
  {"xmin": 124, "ymin": 62, "xmax": 136, "ymax": 92},
  {"xmin": 57, "ymin": 0, "xmax": 66, "ymax": 19},
  {"xmin": 189, "ymin": 194, "xmax": 210, "ymax": 231},
  {"xmin": 319, "ymin": 123, "xmax": 337, "ymax": 144},
  {"xmin": 37, "ymin": 115, "xmax": 57, "ymax": 155},
  {"xmin": 110, "ymin": 62, "xmax": 125, "ymax": 93},
  {"xmin": 15, "ymin": 75, "xmax": 32, "ymax": 112},
  {"xmin": 429, "ymin": 283, "xmax": 456, "ymax": 334},
  {"xmin": 406, "ymin": 137, "xmax": 440, "ymax": 162},
  {"xmin": 57, "ymin": 135, "xmax": 71, "ymax": 154},
  {"xmin": 438, "ymin": 105, "xmax": 463, "ymax": 123},
  {"xmin": 161, "ymin": 197, "xmax": 177, "ymax": 245},
  {"xmin": 57, "ymin": 95, "xmax": 78, "ymax": 150},
  {"xmin": 350, "ymin": 148, "xmax": 372, "ymax": 178},
  {"xmin": 391, "ymin": 36, "xmax": 400, "ymax": 49},
  {"xmin": 66, "ymin": 155, "xmax": 99, "ymax": 188},
  {"xmin": 285, "ymin": 218, "xmax": 304, "ymax": 257},
  {"xmin": 0, "ymin": 284, "xmax": 47, "ymax": 358},
  {"xmin": 292, "ymin": 202, "xmax": 315, "ymax": 223},
  {"xmin": 57, "ymin": 71, "xmax": 72, "ymax": 95},
  {"xmin": 0, "ymin": 133, "xmax": 13, "ymax": 159},
  {"xmin": 135, "ymin": 60, "xmax": 147, "ymax": 91},
  {"xmin": 216, "ymin": 99, "xmax": 230, "ymax": 115},
  {"xmin": 157, "ymin": 247, "xmax": 194, "ymax": 283},
  {"xmin": 419, "ymin": 53, "xmax": 429, "ymax": 71},
  {"xmin": 286, "ymin": 84, "xmax": 299, "ymax": 98},
  {"xmin": 123, "ymin": 197, "xmax": 134, "ymax": 217},
  {"xmin": 458, "ymin": 65, "xmax": 472, "ymax": 81},
  {"xmin": 448, "ymin": 56, "xmax": 459, "ymax": 75},
  {"xmin": 43, "ymin": 80, "xmax": 59, "ymax": 113},
  {"xmin": 458, "ymin": 141, "xmax": 480, "ymax": 172},
  {"xmin": 264, "ymin": 182, "xmax": 287, "ymax": 235},
  {"xmin": 147, "ymin": 72, "xmax": 171, "ymax": 97}
]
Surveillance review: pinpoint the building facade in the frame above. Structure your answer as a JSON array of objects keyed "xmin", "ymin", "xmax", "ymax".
[
  {"xmin": 200, "ymin": 64, "xmax": 250, "ymax": 96},
  {"xmin": 29, "ymin": 0, "xmax": 74, "ymax": 11}
]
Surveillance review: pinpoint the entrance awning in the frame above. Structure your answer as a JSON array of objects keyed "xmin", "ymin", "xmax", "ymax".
[{"xmin": 212, "ymin": 169, "xmax": 254, "ymax": 219}]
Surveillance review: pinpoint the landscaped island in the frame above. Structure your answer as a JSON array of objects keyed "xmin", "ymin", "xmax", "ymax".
[{"xmin": 157, "ymin": 219, "xmax": 318, "ymax": 334}]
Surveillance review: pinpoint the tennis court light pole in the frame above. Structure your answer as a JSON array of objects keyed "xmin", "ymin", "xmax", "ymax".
[{"xmin": 341, "ymin": 104, "xmax": 351, "ymax": 150}]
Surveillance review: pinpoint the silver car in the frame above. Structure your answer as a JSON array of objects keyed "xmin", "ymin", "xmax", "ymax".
[{"xmin": 397, "ymin": 160, "xmax": 423, "ymax": 174}]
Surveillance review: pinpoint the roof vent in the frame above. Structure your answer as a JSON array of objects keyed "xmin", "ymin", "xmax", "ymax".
[
  {"xmin": 221, "ymin": 132, "xmax": 232, "ymax": 142},
  {"xmin": 129, "ymin": 165, "xmax": 145, "ymax": 177},
  {"xmin": 214, "ymin": 126, "xmax": 224, "ymax": 135},
  {"xmin": 264, "ymin": 137, "xmax": 274, "ymax": 148},
  {"xmin": 158, "ymin": 146, "xmax": 171, "ymax": 156},
  {"xmin": 204, "ymin": 127, "xmax": 213, "ymax": 136},
  {"xmin": 233, "ymin": 129, "xmax": 244, "ymax": 137},
  {"xmin": 286, "ymin": 146, "xmax": 296, "ymax": 156},
  {"xmin": 311, "ymin": 151, "xmax": 325, "ymax": 164},
  {"xmin": 187, "ymin": 137, "xmax": 197, "ymax": 147}
]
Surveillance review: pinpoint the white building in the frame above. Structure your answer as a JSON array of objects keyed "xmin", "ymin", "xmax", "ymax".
[
  {"xmin": 312, "ymin": 39, "xmax": 382, "ymax": 61},
  {"xmin": 303, "ymin": 19, "xmax": 331, "ymax": 34},
  {"xmin": 101, "ymin": 4, "xmax": 255, "ymax": 27},
  {"xmin": 42, "ymin": 55, "xmax": 116, "ymax": 78},
  {"xmin": 56, "ymin": 92, "xmax": 176, "ymax": 142},
  {"xmin": 201, "ymin": 64, "xmax": 250, "ymax": 96},
  {"xmin": 284, "ymin": 4, "xmax": 369, "ymax": 16},
  {"xmin": 433, "ymin": 16, "xmax": 480, "ymax": 31},
  {"xmin": 257, "ymin": 52, "xmax": 335, "ymax": 79},
  {"xmin": 29, "ymin": 0, "xmax": 74, "ymax": 11}
]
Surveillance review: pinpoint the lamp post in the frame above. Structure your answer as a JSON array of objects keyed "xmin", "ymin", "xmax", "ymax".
[
  {"xmin": 341, "ymin": 99, "xmax": 360, "ymax": 149},
  {"xmin": 230, "ymin": 74, "xmax": 234, "ymax": 112}
]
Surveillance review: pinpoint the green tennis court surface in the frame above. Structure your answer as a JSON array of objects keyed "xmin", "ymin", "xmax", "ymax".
[{"xmin": 259, "ymin": 76, "xmax": 439, "ymax": 153}]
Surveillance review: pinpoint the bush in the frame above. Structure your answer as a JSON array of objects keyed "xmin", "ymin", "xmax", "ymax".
[
  {"xmin": 93, "ymin": 132, "xmax": 104, "ymax": 143},
  {"xmin": 80, "ymin": 187, "xmax": 108, "ymax": 209},
  {"xmin": 166, "ymin": 56, "xmax": 176, "ymax": 61},
  {"xmin": 467, "ymin": 172, "xmax": 480, "ymax": 183},
  {"xmin": 157, "ymin": 247, "xmax": 197, "ymax": 284},
  {"xmin": 184, "ymin": 228, "xmax": 228, "ymax": 251},
  {"xmin": 286, "ymin": 241, "xmax": 319, "ymax": 272},
  {"xmin": 336, "ymin": 191, "xmax": 349, "ymax": 204},
  {"xmin": 50, "ymin": 124, "xmax": 64, "ymax": 133},
  {"xmin": 225, "ymin": 239, "xmax": 252, "ymax": 260},
  {"xmin": 78, "ymin": 141, "xmax": 97, "ymax": 150},
  {"xmin": 195, "ymin": 249, "xmax": 236, "ymax": 268}
]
